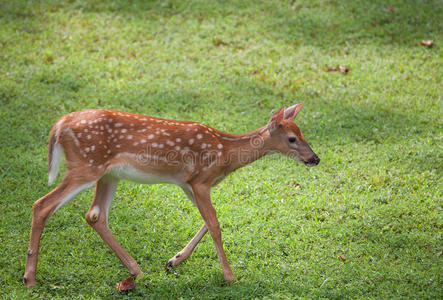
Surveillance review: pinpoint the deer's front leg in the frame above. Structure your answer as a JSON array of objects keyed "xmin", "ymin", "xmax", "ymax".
[
  {"xmin": 165, "ymin": 224, "xmax": 208, "ymax": 269},
  {"xmin": 192, "ymin": 184, "xmax": 234, "ymax": 281}
]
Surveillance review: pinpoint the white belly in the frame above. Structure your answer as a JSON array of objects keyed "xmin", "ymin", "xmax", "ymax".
[{"xmin": 107, "ymin": 164, "xmax": 184, "ymax": 185}]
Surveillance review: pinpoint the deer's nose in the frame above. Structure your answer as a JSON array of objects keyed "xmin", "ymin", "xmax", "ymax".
[{"xmin": 307, "ymin": 156, "xmax": 320, "ymax": 165}]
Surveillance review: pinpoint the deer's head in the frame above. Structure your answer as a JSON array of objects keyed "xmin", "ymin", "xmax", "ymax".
[{"xmin": 267, "ymin": 101, "xmax": 320, "ymax": 166}]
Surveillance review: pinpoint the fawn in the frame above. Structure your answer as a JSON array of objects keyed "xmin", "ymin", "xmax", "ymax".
[{"xmin": 23, "ymin": 101, "xmax": 319, "ymax": 290}]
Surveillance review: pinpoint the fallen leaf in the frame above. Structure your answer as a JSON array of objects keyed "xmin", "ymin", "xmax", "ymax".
[
  {"xmin": 385, "ymin": 6, "xmax": 394, "ymax": 12},
  {"xmin": 295, "ymin": 184, "xmax": 301, "ymax": 189},
  {"xmin": 116, "ymin": 276, "xmax": 136, "ymax": 292},
  {"xmin": 72, "ymin": 202, "xmax": 82, "ymax": 208},
  {"xmin": 327, "ymin": 65, "xmax": 349, "ymax": 74},
  {"xmin": 339, "ymin": 255, "xmax": 346, "ymax": 262},
  {"xmin": 421, "ymin": 40, "xmax": 434, "ymax": 48}
]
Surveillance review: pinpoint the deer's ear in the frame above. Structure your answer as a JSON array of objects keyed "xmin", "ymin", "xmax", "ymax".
[
  {"xmin": 267, "ymin": 107, "xmax": 285, "ymax": 133},
  {"xmin": 284, "ymin": 101, "xmax": 305, "ymax": 121}
]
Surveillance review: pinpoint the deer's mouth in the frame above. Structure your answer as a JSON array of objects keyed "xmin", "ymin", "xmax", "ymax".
[{"xmin": 304, "ymin": 156, "xmax": 320, "ymax": 166}]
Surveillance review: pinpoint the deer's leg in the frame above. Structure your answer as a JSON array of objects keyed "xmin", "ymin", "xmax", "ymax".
[
  {"xmin": 165, "ymin": 224, "xmax": 208, "ymax": 269},
  {"xmin": 85, "ymin": 178, "xmax": 142, "ymax": 291},
  {"xmin": 24, "ymin": 177, "xmax": 95, "ymax": 287},
  {"xmin": 165, "ymin": 186, "xmax": 209, "ymax": 268},
  {"xmin": 192, "ymin": 184, "xmax": 234, "ymax": 281}
]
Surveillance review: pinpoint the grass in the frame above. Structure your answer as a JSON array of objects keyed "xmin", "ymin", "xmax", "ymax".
[{"xmin": 0, "ymin": 0, "xmax": 442, "ymax": 298}]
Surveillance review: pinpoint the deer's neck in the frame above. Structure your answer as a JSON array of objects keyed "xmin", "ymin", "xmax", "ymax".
[{"xmin": 219, "ymin": 126, "xmax": 274, "ymax": 173}]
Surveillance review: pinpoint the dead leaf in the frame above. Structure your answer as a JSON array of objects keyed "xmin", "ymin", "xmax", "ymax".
[
  {"xmin": 385, "ymin": 6, "xmax": 394, "ymax": 12},
  {"xmin": 327, "ymin": 65, "xmax": 349, "ymax": 74},
  {"xmin": 116, "ymin": 276, "xmax": 136, "ymax": 292},
  {"xmin": 72, "ymin": 202, "xmax": 82, "ymax": 208},
  {"xmin": 421, "ymin": 40, "xmax": 434, "ymax": 48},
  {"xmin": 339, "ymin": 255, "xmax": 346, "ymax": 262},
  {"xmin": 295, "ymin": 184, "xmax": 301, "ymax": 189}
]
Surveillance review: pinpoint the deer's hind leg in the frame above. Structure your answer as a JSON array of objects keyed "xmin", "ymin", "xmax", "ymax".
[
  {"xmin": 24, "ymin": 176, "xmax": 96, "ymax": 287},
  {"xmin": 85, "ymin": 177, "xmax": 142, "ymax": 291}
]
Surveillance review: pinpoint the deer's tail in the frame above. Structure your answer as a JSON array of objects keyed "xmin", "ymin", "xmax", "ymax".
[{"xmin": 48, "ymin": 121, "xmax": 64, "ymax": 185}]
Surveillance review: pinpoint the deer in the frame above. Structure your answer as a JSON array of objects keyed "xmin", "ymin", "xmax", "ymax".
[{"xmin": 23, "ymin": 101, "xmax": 320, "ymax": 291}]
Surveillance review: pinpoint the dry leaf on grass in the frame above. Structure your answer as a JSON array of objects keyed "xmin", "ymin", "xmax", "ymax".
[
  {"xmin": 116, "ymin": 276, "xmax": 136, "ymax": 292},
  {"xmin": 421, "ymin": 40, "xmax": 434, "ymax": 48},
  {"xmin": 327, "ymin": 65, "xmax": 350, "ymax": 74}
]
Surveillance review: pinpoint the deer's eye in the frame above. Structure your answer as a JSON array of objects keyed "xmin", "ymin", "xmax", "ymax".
[{"xmin": 288, "ymin": 137, "xmax": 296, "ymax": 143}]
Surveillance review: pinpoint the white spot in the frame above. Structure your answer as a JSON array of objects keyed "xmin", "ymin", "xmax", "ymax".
[
  {"xmin": 107, "ymin": 150, "xmax": 111, "ymax": 154},
  {"xmin": 87, "ymin": 135, "xmax": 91, "ymax": 140},
  {"xmin": 119, "ymin": 135, "xmax": 124, "ymax": 139},
  {"xmin": 127, "ymin": 135, "xmax": 133, "ymax": 140},
  {"xmin": 85, "ymin": 147, "xmax": 90, "ymax": 152},
  {"xmin": 175, "ymin": 146, "xmax": 181, "ymax": 151},
  {"xmin": 89, "ymin": 159, "xmax": 94, "ymax": 164},
  {"xmin": 116, "ymin": 144, "xmax": 121, "ymax": 148},
  {"xmin": 100, "ymin": 126, "xmax": 104, "ymax": 130},
  {"xmin": 84, "ymin": 128, "xmax": 88, "ymax": 133},
  {"xmin": 166, "ymin": 140, "xmax": 175, "ymax": 146},
  {"xmin": 189, "ymin": 138, "xmax": 194, "ymax": 145},
  {"xmin": 141, "ymin": 139, "xmax": 146, "ymax": 143},
  {"xmin": 197, "ymin": 134, "xmax": 203, "ymax": 139},
  {"xmin": 176, "ymin": 138, "xmax": 181, "ymax": 143},
  {"xmin": 217, "ymin": 144, "xmax": 223, "ymax": 149},
  {"xmin": 201, "ymin": 143, "xmax": 207, "ymax": 149},
  {"xmin": 152, "ymin": 143, "xmax": 158, "ymax": 148},
  {"xmin": 81, "ymin": 120, "xmax": 86, "ymax": 124},
  {"xmin": 148, "ymin": 134, "xmax": 155, "ymax": 139},
  {"xmin": 77, "ymin": 132, "xmax": 82, "ymax": 138},
  {"xmin": 114, "ymin": 130, "xmax": 119, "ymax": 134},
  {"xmin": 133, "ymin": 142, "xmax": 139, "ymax": 146},
  {"xmin": 115, "ymin": 123, "xmax": 123, "ymax": 127},
  {"xmin": 91, "ymin": 145, "xmax": 95, "ymax": 151},
  {"xmin": 159, "ymin": 144, "xmax": 164, "ymax": 149},
  {"xmin": 218, "ymin": 152, "xmax": 222, "ymax": 156},
  {"xmin": 121, "ymin": 129, "xmax": 127, "ymax": 133}
]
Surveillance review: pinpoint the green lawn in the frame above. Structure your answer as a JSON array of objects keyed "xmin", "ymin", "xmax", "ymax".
[{"xmin": 0, "ymin": 0, "xmax": 442, "ymax": 298}]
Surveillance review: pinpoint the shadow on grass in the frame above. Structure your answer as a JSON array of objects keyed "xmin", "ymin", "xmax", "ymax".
[{"xmin": 3, "ymin": 0, "xmax": 441, "ymax": 47}]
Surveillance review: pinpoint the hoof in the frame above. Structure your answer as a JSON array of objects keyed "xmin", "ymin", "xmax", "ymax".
[
  {"xmin": 23, "ymin": 276, "xmax": 36, "ymax": 287},
  {"xmin": 164, "ymin": 260, "xmax": 174, "ymax": 270},
  {"xmin": 116, "ymin": 276, "xmax": 136, "ymax": 292}
]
